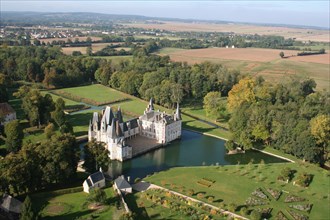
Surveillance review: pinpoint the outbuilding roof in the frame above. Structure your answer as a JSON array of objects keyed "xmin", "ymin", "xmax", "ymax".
[
  {"xmin": 89, "ymin": 171, "xmax": 105, "ymax": 184},
  {"xmin": 0, "ymin": 103, "xmax": 15, "ymax": 115},
  {"xmin": 0, "ymin": 194, "xmax": 22, "ymax": 214},
  {"xmin": 114, "ymin": 176, "xmax": 131, "ymax": 189}
]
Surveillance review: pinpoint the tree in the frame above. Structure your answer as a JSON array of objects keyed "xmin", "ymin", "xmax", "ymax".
[
  {"xmin": 279, "ymin": 51, "xmax": 285, "ymax": 58},
  {"xmin": 250, "ymin": 210, "xmax": 262, "ymax": 220},
  {"xmin": 20, "ymin": 196, "xmax": 37, "ymax": 220},
  {"xmin": 51, "ymin": 98, "xmax": 66, "ymax": 132},
  {"xmin": 225, "ymin": 140, "xmax": 236, "ymax": 152},
  {"xmin": 84, "ymin": 140, "xmax": 110, "ymax": 172},
  {"xmin": 44, "ymin": 123, "xmax": 55, "ymax": 139},
  {"xmin": 86, "ymin": 46, "xmax": 93, "ymax": 56},
  {"xmin": 87, "ymin": 188, "xmax": 107, "ymax": 204},
  {"xmin": 227, "ymin": 77, "xmax": 256, "ymax": 113},
  {"xmin": 310, "ymin": 114, "xmax": 330, "ymax": 161},
  {"xmin": 4, "ymin": 120, "xmax": 24, "ymax": 152},
  {"xmin": 203, "ymin": 91, "xmax": 229, "ymax": 121}
]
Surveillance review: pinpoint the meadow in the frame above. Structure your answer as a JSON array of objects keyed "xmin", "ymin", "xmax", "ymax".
[
  {"xmin": 157, "ymin": 47, "xmax": 330, "ymax": 91},
  {"xmin": 145, "ymin": 162, "xmax": 330, "ymax": 220},
  {"xmin": 31, "ymin": 186, "xmax": 124, "ymax": 220}
]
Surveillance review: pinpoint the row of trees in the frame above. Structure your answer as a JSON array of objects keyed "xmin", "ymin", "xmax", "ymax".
[
  {"xmin": 0, "ymin": 46, "xmax": 100, "ymax": 87},
  {"xmin": 226, "ymin": 77, "xmax": 329, "ymax": 164},
  {"xmin": 97, "ymin": 53, "xmax": 240, "ymax": 108}
]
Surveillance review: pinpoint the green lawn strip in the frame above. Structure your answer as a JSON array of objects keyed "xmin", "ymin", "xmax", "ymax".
[
  {"xmin": 40, "ymin": 91, "xmax": 82, "ymax": 107},
  {"xmin": 145, "ymin": 163, "xmax": 330, "ymax": 220},
  {"xmin": 32, "ymin": 187, "xmax": 122, "ymax": 220}
]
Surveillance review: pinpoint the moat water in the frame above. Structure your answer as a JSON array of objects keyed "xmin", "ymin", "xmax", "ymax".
[{"xmin": 103, "ymin": 130, "xmax": 287, "ymax": 181}]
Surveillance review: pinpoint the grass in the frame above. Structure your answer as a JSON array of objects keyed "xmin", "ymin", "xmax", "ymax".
[
  {"xmin": 54, "ymin": 84, "xmax": 129, "ymax": 103},
  {"xmin": 92, "ymin": 55, "xmax": 133, "ymax": 65},
  {"xmin": 32, "ymin": 187, "xmax": 124, "ymax": 220},
  {"xmin": 145, "ymin": 163, "xmax": 330, "ymax": 220},
  {"xmin": 41, "ymin": 91, "xmax": 83, "ymax": 107}
]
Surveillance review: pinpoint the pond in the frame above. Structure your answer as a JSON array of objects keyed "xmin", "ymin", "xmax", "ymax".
[{"xmin": 103, "ymin": 130, "xmax": 288, "ymax": 181}]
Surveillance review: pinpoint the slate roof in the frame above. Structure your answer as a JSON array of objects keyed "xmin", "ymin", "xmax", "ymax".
[
  {"xmin": 0, "ymin": 194, "xmax": 22, "ymax": 214},
  {"xmin": 127, "ymin": 118, "xmax": 139, "ymax": 129},
  {"xmin": 86, "ymin": 178, "xmax": 92, "ymax": 187},
  {"xmin": 0, "ymin": 103, "xmax": 15, "ymax": 115},
  {"xmin": 89, "ymin": 171, "xmax": 105, "ymax": 184},
  {"xmin": 114, "ymin": 176, "xmax": 131, "ymax": 189}
]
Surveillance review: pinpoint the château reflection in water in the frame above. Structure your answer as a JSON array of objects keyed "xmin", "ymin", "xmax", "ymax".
[{"xmin": 99, "ymin": 130, "xmax": 287, "ymax": 182}]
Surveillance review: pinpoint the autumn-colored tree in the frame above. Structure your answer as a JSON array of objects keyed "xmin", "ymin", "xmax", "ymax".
[{"xmin": 227, "ymin": 77, "xmax": 256, "ymax": 113}]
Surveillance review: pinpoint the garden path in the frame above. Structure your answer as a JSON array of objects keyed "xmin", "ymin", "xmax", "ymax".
[{"xmin": 132, "ymin": 181, "xmax": 249, "ymax": 220}]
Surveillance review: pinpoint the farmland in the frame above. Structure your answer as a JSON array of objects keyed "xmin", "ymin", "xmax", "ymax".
[
  {"xmin": 123, "ymin": 21, "xmax": 330, "ymax": 42},
  {"xmin": 61, "ymin": 42, "xmax": 124, "ymax": 55},
  {"xmin": 157, "ymin": 47, "xmax": 330, "ymax": 91}
]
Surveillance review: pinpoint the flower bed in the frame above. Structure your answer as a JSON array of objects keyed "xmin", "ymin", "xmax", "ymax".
[
  {"xmin": 284, "ymin": 195, "xmax": 306, "ymax": 203},
  {"xmin": 288, "ymin": 210, "xmax": 309, "ymax": 220},
  {"xmin": 266, "ymin": 188, "xmax": 282, "ymax": 200},
  {"xmin": 295, "ymin": 173, "xmax": 312, "ymax": 187},
  {"xmin": 256, "ymin": 207, "xmax": 272, "ymax": 218},
  {"xmin": 197, "ymin": 180, "xmax": 212, "ymax": 187},
  {"xmin": 245, "ymin": 197, "xmax": 268, "ymax": 206},
  {"xmin": 202, "ymin": 178, "xmax": 215, "ymax": 184},
  {"xmin": 251, "ymin": 188, "xmax": 268, "ymax": 200},
  {"xmin": 289, "ymin": 204, "xmax": 312, "ymax": 213},
  {"xmin": 276, "ymin": 211, "xmax": 288, "ymax": 220}
]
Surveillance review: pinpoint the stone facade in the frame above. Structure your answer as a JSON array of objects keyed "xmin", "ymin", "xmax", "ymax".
[{"xmin": 88, "ymin": 99, "xmax": 182, "ymax": 161}]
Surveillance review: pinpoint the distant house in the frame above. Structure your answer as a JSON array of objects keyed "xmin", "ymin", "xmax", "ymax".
[
  {"xmin": 0, "ymin": 194, "xmax": 22, "ymax": 214},
  {"xmin": 0, "ymin": 103, "xmax": 16, "ymax": 125},
  {"xmin": 83, "ymin": 171, "xmax": 106, "ymax": 193},
  {"xmin": 114, "ymin": 176, "xmax": 132, "ymax": 194},
  {"xmin": 231, "ymin": 45, "xmax": 235, "ymax": 48}
]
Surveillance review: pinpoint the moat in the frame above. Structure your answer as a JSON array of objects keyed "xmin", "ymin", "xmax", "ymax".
[{"xmin": 104, "ymin": 130, "xmax": 288, "ymax": 181}]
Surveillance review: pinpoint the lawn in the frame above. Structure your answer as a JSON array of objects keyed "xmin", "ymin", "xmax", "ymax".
[
  {"xmin": 53, "ymin": 84, "xmax": 129, "ymax": 103},
  {"xmin": 41, "ymin": 91, "xmax": 82, "ymax": 107},
  {"xmin": 145, "ymin": 163, "xmax": 330, "ymax": 220},
  {"xmin": 32, "ymin": 187, "xmax": 124, "ymax": 220}
]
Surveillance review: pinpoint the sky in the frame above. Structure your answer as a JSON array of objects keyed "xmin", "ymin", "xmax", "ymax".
[{"xmin": 1, "ymin": 1, "xmax": 329, "ymax": 28}]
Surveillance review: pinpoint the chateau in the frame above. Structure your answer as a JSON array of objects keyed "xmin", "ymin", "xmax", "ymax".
[{"xmin": 88, "ymin": 99, "xmax": 182, "ymax": 161}]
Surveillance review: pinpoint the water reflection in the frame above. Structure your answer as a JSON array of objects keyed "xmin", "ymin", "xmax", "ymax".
[{"xmin": 98, "ymin": 130, "xmax": 287, "ymax": 181}]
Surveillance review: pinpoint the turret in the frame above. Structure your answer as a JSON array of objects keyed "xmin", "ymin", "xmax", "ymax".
[
  {"xmin": 148, "ymin": 98, "xmax": 154, "ymax": 112},
  {"xmin": 117, "ymin": 106, "xmax": 123, "ymax": 123},
  {"xmin": 175, "ymin": 103, "xmax": 181, "ymax": 121}
]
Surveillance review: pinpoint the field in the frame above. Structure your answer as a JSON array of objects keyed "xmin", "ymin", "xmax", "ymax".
[
  {"xmin": 157, "ymin": 47, "xmax": 330, "ymax": 91},
  {"xmin": 145, "ymin": 163, "xmax": 330, "ymax": 220},
  {"xmin": 31, "ymin": 187, "xmax": 124, "ymax": 220},
  {"xmin": 61, "ymin": 42, "xmax": 123, "ymax": 55},
  {"xmin": 123, "ymin": 21, "xmax": 330, "ymax": 42}
]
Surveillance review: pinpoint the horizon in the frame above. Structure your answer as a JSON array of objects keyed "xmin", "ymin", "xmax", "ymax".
[{"xmin": 1, "ymin": 1, "xmax": 329, "ymax": 28}]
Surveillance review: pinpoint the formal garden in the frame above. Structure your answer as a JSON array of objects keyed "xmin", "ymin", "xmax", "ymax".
[{"xmin": 145, "ymin": 162, "xmax": 329, "ymax": 220}]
